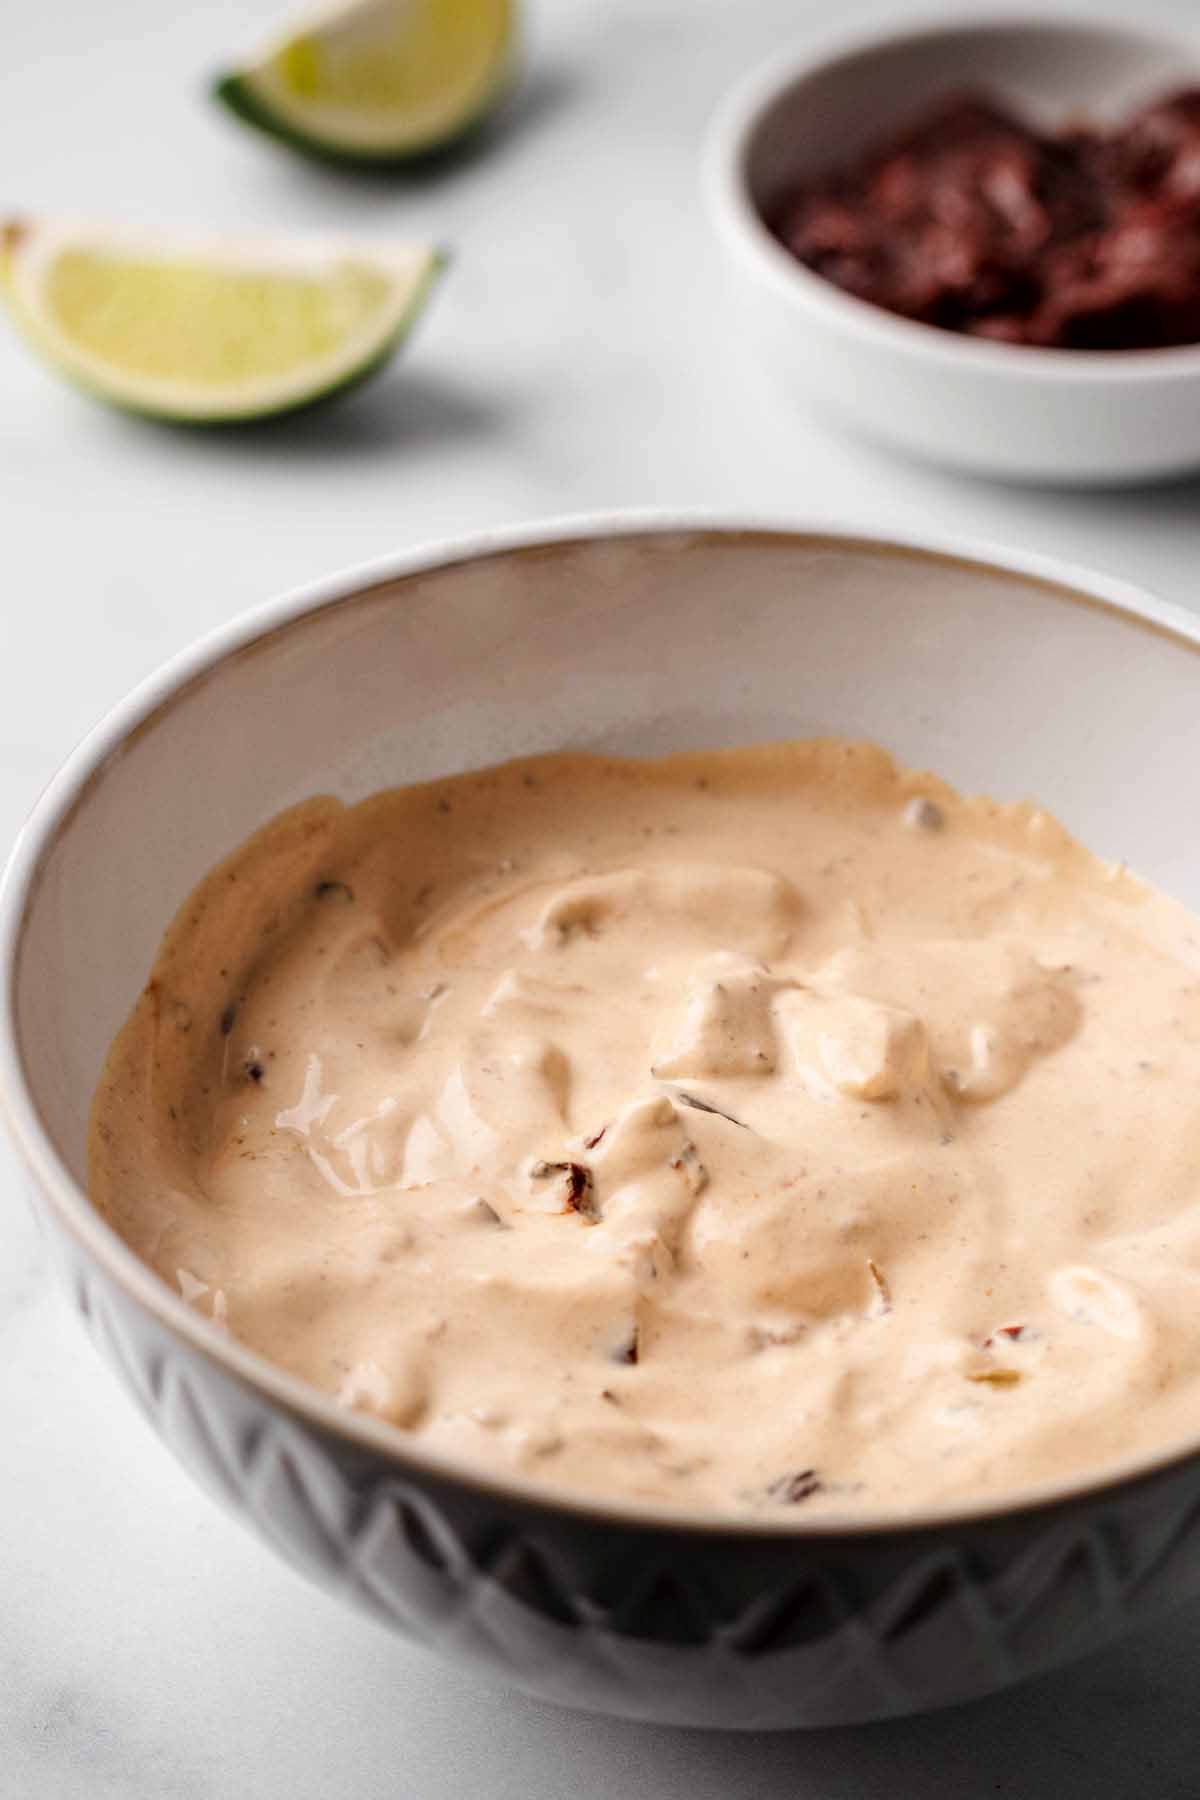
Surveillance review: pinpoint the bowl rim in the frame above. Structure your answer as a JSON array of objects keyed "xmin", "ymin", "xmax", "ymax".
[
  {"xmin": 8, "ymin": 507, "xmax": 1200, "ymax": 1541},
  {"xmin": 703, "ymin": 7, "xmax": 1200, "ymax": 380}
]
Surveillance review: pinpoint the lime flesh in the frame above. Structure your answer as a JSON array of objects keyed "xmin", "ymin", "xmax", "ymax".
[
  {"xmin": 216, "ymin": 0, "xmax": 516, "ymax": 165},
  {"xmin": 0, "ymin": 219, "xmax": 443, "ymax": 421}
]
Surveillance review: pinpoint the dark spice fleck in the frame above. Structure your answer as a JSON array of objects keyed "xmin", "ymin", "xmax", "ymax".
[
  {"xmin": 563, "ymin": 1162, "xmax": 595, "ymax": 1214},
  {"xmin": 674, "ymin": 1091, "xmax": 748, "ymax": 1129},
  {"xmin": 767, "ymin": 1469, "xmax": 823, "ymax": 1505},
  {"xmin": 531, "ymin": 1159, "xmax": 598, "ymax": 1219},
  {"xmin": 867, "ymin": 1258, "xmax": 893, "ymax": 1314},
  {"xmin": 245, "ymin": 1060, "xmax": 265, "ymax": 1084},
  {"xmin": 583, "ymin": 1125, "xmax": 608, "ymax": 1150},
  {"xmin": 314, "ymin": 879, "xmax": 355, "ymax": 903},
  {"xmin": 613, "ymin": 1329, "xmax": 639, "ymax": 1366},
  {"xmin": 905, "ymin": 797, "xmax": 945, "ymax": 832},
  {"xmin": 983, "ymin": 1323, "xmax": 1029, "ymax": 1348},
  {"xmin": 669, "ymin": 1139, "xmax": 709, "ymax": 1193},
  {"xmin": 219, "ymin": 1005, "xmax": 237, "ymax": 1036}
]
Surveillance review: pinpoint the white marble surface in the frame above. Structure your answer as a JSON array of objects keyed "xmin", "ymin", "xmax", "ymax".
[{"xmin": 5, "ymin": 0, "xmax": 1200, "ymax": 1791}]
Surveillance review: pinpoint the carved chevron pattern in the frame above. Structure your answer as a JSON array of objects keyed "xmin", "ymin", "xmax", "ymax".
[{"xmin": 65, "ymin": 1251, "xmax": 1200, "ymax": 1728}]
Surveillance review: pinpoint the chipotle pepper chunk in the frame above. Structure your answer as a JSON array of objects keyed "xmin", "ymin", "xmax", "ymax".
[{"xmin": 771, "ymin": 87, "xmax": 1200, "ymax": 350}]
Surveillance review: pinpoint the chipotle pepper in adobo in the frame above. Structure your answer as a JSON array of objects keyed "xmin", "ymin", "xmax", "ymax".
[{"xmin": 771, "ymin": 89, "xmax": 1200, "ymax": 349}]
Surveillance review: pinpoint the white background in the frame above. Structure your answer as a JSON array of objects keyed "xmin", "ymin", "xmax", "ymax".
[{"xmin": 4, "ymin": 1, "xmax": 1200, "ymax": 1792}]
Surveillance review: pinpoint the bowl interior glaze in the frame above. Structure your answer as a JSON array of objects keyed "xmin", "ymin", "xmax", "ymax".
[{"xmin": 17, "ymin": 525, "xmax": 1200, "ymax": 1202}]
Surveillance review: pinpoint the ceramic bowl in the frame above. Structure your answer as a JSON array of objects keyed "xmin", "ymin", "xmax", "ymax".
[
  {"xmin": 6, "ymin": 518, "xmax": 1200, "ymax": 1729},
  {"xmin": 704, "ymin": 15, "xmax": 1200, "ymax": 483}
]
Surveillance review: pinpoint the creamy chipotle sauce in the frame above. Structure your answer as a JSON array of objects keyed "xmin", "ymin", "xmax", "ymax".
[{"xmin": 89, "ymin": 742, "xmax": 1200, "ymax": 1518}]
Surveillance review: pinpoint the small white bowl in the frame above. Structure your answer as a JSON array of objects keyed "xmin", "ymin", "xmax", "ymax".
[{"xmin": 705, "ymin": 14, "xmax": 1200, "ymax": 484}]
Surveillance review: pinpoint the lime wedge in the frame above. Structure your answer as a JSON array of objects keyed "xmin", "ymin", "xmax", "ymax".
[
  {"xmin": 215, "ymin": 0, "xmax": 517, "ymax": 165},
  {"xmin": 0, "ymin": 218, "xmax": 444, "ymax": 422}
]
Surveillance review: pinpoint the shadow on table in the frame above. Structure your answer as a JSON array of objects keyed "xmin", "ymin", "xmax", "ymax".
[
  {"xmin": 230, "ymin": 62, "xmax": 581, "ymax": 197},
  {"xmin": 471, "ymin": 1602, "xmax": 1200, "ymax": 1800},
  {"xmin": 90, "ymin": 367, "xmax": 521, "ymax": 463},
  {"xmin": 231, "ymin": 368, "xmax": 516, "ymax": 460},
  {"xmin": 953, "ymin": 464, "xmax": 1200, "ymax": 519}
]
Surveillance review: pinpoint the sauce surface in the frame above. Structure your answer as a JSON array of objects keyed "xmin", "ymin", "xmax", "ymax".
[{"xmin": 89, "ymin": 741, "xmax": 1200, "ymax": 1518}]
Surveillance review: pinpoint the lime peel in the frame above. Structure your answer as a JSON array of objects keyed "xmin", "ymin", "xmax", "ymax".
[{"xmin": 215, "ymin": 0, "xmax": 517, "ymax": 165}]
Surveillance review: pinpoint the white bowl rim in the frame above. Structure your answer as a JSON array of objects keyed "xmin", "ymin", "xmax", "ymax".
[
  {"xmin": 7, "ymin": 506, "xmax": 1200, "ymax": 1540},
  {"xmin": 704, "ymin": 6, "xmax": 1200, "ymax": 381}
]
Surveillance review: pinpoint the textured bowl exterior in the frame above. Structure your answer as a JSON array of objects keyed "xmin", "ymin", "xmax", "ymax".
[
  {"xmin": 11, "ymin": 517, "xmax": 1200, "ymax": 1728},
  {"xmin": 26, "ymin": 1177, "xmax": 1200, "ymax": 1729}
]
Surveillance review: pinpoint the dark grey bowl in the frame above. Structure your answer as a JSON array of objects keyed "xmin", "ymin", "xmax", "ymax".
[{"xmin": 7, "ymin": 519, "xmax": 1200, "ymax": 1728}]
